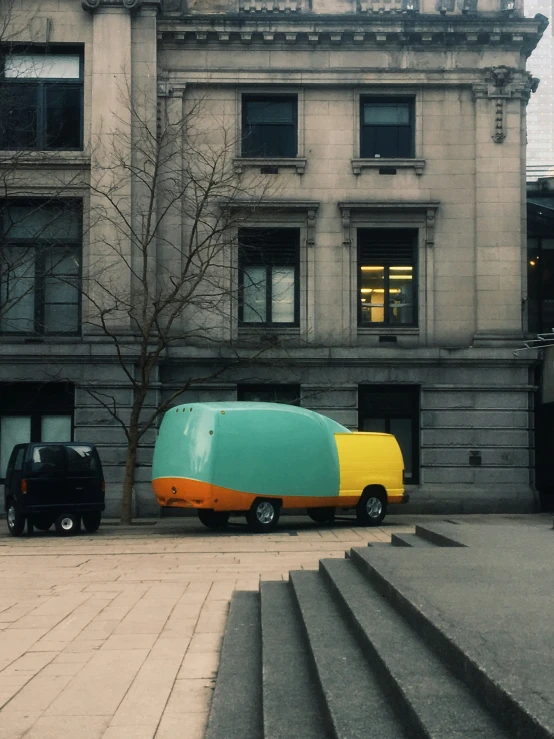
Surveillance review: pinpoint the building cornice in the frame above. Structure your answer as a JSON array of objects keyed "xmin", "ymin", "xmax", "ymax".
[{"xmin": 157, "ymin": 13, "xmax": 545, "ymax": 52}]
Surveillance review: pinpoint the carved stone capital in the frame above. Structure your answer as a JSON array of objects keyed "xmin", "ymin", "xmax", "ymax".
[{"xmin": 82, "ymin": 0, "xmax": 162, "ymax": 13}]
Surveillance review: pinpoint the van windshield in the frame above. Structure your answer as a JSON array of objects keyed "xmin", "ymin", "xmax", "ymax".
[
  {"xmin": 30, "ymin": 445, "xmax": 65, "ymax": 477},
  {"xmin": 66, "ymin": 445, "xmax": 99, "ymax": 476}
]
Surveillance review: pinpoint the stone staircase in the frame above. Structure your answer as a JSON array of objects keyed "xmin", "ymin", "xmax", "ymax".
[{"xmin": 205, "ymin": 522, "xmax": 553, "ymax": 739}]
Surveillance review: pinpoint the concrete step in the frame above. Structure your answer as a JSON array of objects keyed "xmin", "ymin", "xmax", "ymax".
[
  {"xmin": 204, "ymin": 591, "xmax": 263, "ymax": 739},
  {"xmin": 260, "ymin": 581, "xmax": 332, "ymax": 739},
  {"xmin": 349, "ymin": 546, "xmax": 553, "ymax": 739},
  {"xmin": 391, "ymin": 533, "xmax": 439, "ymax": 548},
  {"xmin": 367, "ymin": 540, "xmax": 391, "ymax": 548},
  {"xmin": 320, "ymin": 557, "xmax": 510, "ymax": 739},
  {"xmin": 415, "ymin": 523, "xmax": 466, "ymax": 548},
  {"xmin": 289, "ymin": 569, "xmax": 408, "ymax": 739}
]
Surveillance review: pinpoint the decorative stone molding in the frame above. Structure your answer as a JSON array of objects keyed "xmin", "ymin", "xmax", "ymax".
[
  {"xmin": 157, "ymin": 17, "xmax": 546, "ymax": 50},
  {"xmin": 233, "ymin": 157, "xmax": 307, "ymax": 175},
  {"xmin": 82, "ymin": 0, "xmax": 161, "ymax": 12},
  {"xmin": 472, "ymin": 67, "xmax": 539, "ymax": 144},
  {"xmin": 337, "ymin": 200, "xmax": 439, "ymax": 248},
  {"xmin": 224, "ymin": 199, "xmax": 319, "ymax": 246},
  {"xmin": 239, "ymin": 0, "xmax": 302, "ymax": 12},
  {"xmin": 357, "ymin": 0, "xmax": 419, "ymax": 14},
  {"xmin": 351, "ymin": 158, "xmax": 425, "ymax": 176}
]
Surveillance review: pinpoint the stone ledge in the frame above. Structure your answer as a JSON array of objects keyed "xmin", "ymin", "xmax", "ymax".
[
  {"xmin": 351, "ymin": 158, "xmax": 425, "ymax": 175},
  {"xmin": 233, "ymin": 157, "xmax": 306, "ymax": 174}
]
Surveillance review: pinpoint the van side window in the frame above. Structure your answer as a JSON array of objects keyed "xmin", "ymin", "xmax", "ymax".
[
  {"xmin": 66, "ymin": 445, "xmax": 99, "ymax": 475},
  {"xmin": 30, "ymin": 445, "xmax": 64, "ymax": 476},
  {"xmin": 13, "ymin": 447, "xmax": 25, "ymax": 472}
]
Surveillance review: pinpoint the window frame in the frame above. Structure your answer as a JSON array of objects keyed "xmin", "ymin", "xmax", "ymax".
[
  {"xmin": 359, "ymin": 96, "xmax": 415, "ymax": 160},
  {"xmin": 241, "ymin": 94, "xmax": 299, "ymax": 159},
  {"xmin": 238, "ymin": 227, "xmax": 301, "ymax": 328},
  {"xmin": 0, "ymin": 45, "xmax": 84, "ymax": 151},
  {"xmin": 357, "ymin": 229, "xmax": 418, "ymax": 328},
  {"xmin": 0, "ymin": 383, "xmax": 74, "ymax": 480},
  {"xmin": 237, "ymin": 384, "xmax": 301, "ymax": 405},
  {"xmin": 358, "ymin": 384, "xmax": 420, "ymax": 484},
  {"xmin": 0, "ymin": 199, "xmax": 83, "ymax": 336}
]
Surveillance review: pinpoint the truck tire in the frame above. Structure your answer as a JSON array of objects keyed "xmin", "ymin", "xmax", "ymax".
[
  {"xmin": 54, "ymin": 513, "xmax": 79, "ymax": 536},
  {"xmin": 7, "ymin": 504, "xmax": 26, "ymax": 537},
  {"xmin": 356, "ymin": 487, "xmax": 387, "ymax": 527},
  {"xmin": 246, "ymin": 499, "xmax": 280, "ymax": 533},
  {"xmin": 32, "ymin": 515, "xmax": 55, "ymax": 531},
  {"xmin": 198, "ymin": 509, "xmax": 230, "ymax": 529},
  {"xmin": 307, "ymin": 507, "xmax": 336, "ymax": 524},
  {"xmin": 82, "ymin": 511, "xmax": 102, "ymax": 533}
]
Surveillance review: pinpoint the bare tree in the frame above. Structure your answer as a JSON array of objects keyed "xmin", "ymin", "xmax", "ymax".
[{"xmin": 61, "ymin": 87, "xmax": 277, "ymax": 524}]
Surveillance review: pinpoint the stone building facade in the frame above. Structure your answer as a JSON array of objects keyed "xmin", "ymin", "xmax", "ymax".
[{"xmin": 0, "ymin": 0, "xmax": 547, "ymax": 515}]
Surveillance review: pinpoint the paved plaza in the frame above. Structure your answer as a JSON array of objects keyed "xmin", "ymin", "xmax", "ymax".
[{"xmin": 0, "ymin": 515, "xmax": 416, "ymax": 739}]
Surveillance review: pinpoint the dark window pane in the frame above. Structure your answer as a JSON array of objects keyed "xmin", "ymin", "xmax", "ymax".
[
  {"xmin": 239, "ymin": 228, "xmax": 299, "ymax": 326},
  {"xmin": 45, "ymin": 85, "xmax": 81, "ymax": 148},
  {"xmin": 238, "ymin": 385, "xmax": 300, "ymax": 404},
  {"xmin": 361, "ymin": 99, "xmax": 414, "ymax": 159},
  {"xmin": 242, "ymin": 97, "xmax": 297, "ymax": 158},
  {"xmin": 29, "ymin": 444, "xmax": 65, "ymax": 477},
  {"xmin": 66, "ymin": 445, "xmax": 99, "ymax": 475},
  {"xmin": 0, "ymin": 83, "xmax": 38, "ymax": 149},
  {"xmin": 245, "ymin": 100, "xmax": 295, "ymax": 125}
]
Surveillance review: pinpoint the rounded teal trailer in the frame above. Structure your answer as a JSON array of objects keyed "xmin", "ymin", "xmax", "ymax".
[{"xmin": 152, "ymin": 402, "xmax": 407, "ymax": 532}]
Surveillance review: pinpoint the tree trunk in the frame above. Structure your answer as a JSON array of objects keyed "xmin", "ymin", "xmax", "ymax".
[{"xmin": 120, "ymin": 435, "xmax": 138, "ymax": 525}]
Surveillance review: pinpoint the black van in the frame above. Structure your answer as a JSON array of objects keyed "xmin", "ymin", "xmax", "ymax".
[{"xmin": 4, "ymin": 442, "xmax": 105, "ymax": 537}]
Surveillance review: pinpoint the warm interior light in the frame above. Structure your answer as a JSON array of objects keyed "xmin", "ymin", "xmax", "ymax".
[
  {"xmin": 529, "ymin": 260, "xmax": 536, "ymax": 266},
  {"xmin": 360, "ymin": 266, "xmax": 385, "ymax": 272},
  {"xmin": 390, "ymin": 266, "xmax": 413, "ymax": 271},
  {"xmin": 390, "ymin": 275, "xmax": 413, "ymax": 280}
]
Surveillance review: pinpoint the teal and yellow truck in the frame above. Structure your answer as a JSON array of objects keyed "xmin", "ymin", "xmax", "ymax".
[{"xmin": 152, "ymin": 402, "xmax": 408, "ymax": 532}]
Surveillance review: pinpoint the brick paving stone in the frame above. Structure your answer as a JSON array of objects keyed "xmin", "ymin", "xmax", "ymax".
[{"xmin": 0, "ymin": 514, "xmax": 425, "ymax": 738}]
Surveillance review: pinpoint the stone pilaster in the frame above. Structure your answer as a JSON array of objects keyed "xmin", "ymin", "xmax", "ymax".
[{"xmin": 472, "ymin": 68, "xmax": 536, "ymax": 345}]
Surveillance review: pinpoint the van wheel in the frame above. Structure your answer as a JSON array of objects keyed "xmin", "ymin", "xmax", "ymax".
[
  {"xmin": 246, "ymin": 499, "xmax": 280, "ymax": 533},
  {"xmin": 32, "ymin": 515, "xmax": 55, "ymax": 531},
  {"xmin": 54, "ymin": 514, "xmax": 79, "ymax": 536},
  {"xmin": 197, "ymin": 510, "xmax": 230, "ymax": 530},
  {"xmin": 356, "ymin": 488, "xmax": 387, "ymax": 527},
  {"xmin": 7, "ymin": 505, "xmax": 25, "ymax": 537},
  {"xmin": 82, "ymin": 511, "xmax": 102, "ymax": 533},
  {"xmin": 307, "ymin": 507, "xmax": 336, "ymax": 524}
]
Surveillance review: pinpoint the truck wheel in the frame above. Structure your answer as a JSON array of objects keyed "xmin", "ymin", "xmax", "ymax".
[
  {"xmin": 246, "ymin": 499, "xmax": 280, "ymax": 533},
  {"xmin": 198, "ymin": 510, "xmax": 230, "ymax": 529},
  {"xmin": 356, "ymin": 488, "xmax": 387, "ymax": 527},
  {"xmin": 7, "ymin": 504, "xmax": 26, "ymax": 537},
  {"xmin": 54, "ymin": 514, "xmax": 79, "ymax": 536},
  {"xmin": 307, "ymin": 507, "xmax": 336, "ymax": 524},
  {"xmin": 82, "ymin": 511, "xmax": 102, "ymax": 533},
  {"xmin": 32, "ymin": 515, "xmax": 55, "ymax": 531}
]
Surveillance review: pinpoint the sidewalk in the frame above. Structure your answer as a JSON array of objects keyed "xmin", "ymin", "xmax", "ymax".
[{"xmin": 0, "ymin": 515, "xmax": 416, "ymax": 739}]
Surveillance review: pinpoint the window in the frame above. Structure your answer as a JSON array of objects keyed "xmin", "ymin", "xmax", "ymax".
[
  {"xmin": 528, "ymin": 236, "xmax": 554, "ymax": 334},
  {"xmin": 242, "ymin": 95, "xmax": 297, "ymax": 158},
  {"xmin": 30, "ymin": 445, "xmax": 65, "ymax": 477},
  {"xmin": 66, "ymin": 445, "xmax": 100, "ymax": 475},
  {"xmin": 237, "ymin": 384, "xmax": 301, "ymax": 405},
  {"xmin": 239, "ymin": 228, "xmax": 300, "ymax": 327},
  {"xmin": 359, "ymin": 385, "xmax": 419, "ymax": 483},
  {"xmin": 0, "ymin": 383, "xmax": 73, "ymax": 478},
  {"xmin": 1, "ymin": 48, "xmax": 83, "ymax": 150},
  {"xmin": 358, "ymin": 229, "xmax": 417, "ymax": 327},
  {"xmin": 0, "ymin": 200, "xmax": 82, "ymax": 335},
  {"xmin": 360, "ymin": 98, "xmax": 414, "ymax": 159}
]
